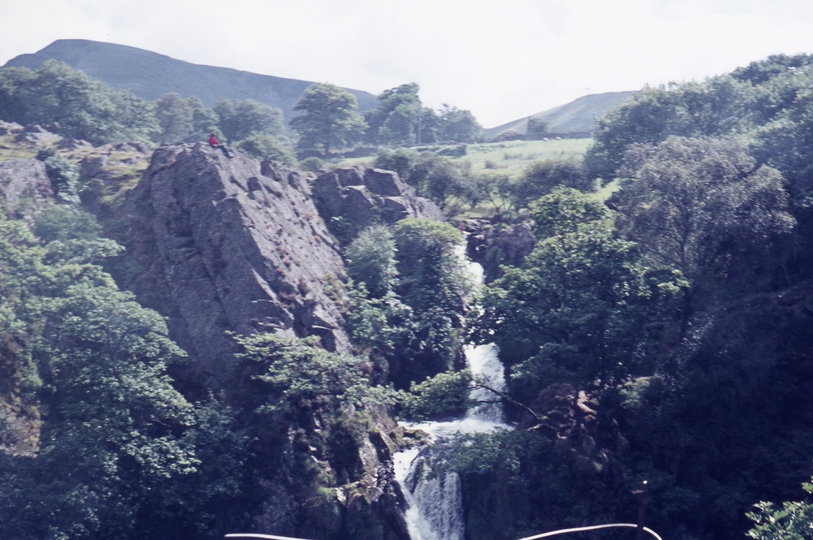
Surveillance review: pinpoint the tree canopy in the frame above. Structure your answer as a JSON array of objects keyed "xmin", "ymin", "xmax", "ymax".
[
  {"xmin": 0, "ymin": 61, "xmax": 157, "ymax": 144},
  {"xmin": 290, "ymin": 82, "xmax": 367, "ymax": 155}
]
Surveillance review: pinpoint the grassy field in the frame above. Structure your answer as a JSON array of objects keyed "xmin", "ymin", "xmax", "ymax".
[
  {"xmin": 337, "ymin": 138, "xmax": 593, "ymax": 181},
  {"xmin": 450, "ymin": 138, "xmax": 592, "ymax": 178}
]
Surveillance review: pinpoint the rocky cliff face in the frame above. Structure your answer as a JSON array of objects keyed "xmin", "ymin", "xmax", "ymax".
[
  {"xmin": 123, "ymin": 145, "xmax": 425, "ymax": 538},
  {"xmin": 126, "ymin": 143, "xmax": 350, "ymax": 384},
  {"xmin": 0, "ymin": 159, "xmax": 52, "ymax": 219}
]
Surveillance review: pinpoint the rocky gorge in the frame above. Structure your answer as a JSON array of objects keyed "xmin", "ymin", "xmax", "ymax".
[{"xmin": 0, "ymin": 128, "xmax": 454, "ymax": 539}]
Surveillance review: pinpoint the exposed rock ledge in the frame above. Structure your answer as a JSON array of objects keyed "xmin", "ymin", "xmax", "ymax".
[{"xmin": 126, "ymin": 143, "xmax": 350, "ymax": 384}]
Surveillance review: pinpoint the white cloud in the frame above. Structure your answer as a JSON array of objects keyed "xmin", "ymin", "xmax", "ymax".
[{"xmin": 2, "ymin": 0, "xmax": 813, "ymax": 126}]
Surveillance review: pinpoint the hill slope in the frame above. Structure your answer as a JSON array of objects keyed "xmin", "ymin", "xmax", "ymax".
[
  {"xmin": 4, "ymin": 39, "xmax": 378, "ymax": 120},
  {"xmin": 483, "ymin": 91, "xmax": 635, "ymax": 139}
]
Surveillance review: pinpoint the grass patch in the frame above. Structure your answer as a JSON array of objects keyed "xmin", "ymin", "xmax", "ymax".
[
  {"xmin": 0, "ymin": 135, "xmax": 37, "ymax": 161},
  {"xmin": 336, "ymin": 139, "xmax": 593, "ymax": 181},
  {"xmin": 452, "ymin": 139, "xmax": 592, "ymax": 179}
]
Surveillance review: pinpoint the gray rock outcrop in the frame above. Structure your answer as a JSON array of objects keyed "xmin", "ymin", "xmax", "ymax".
[
  {"xmin": 465, "ymin": 220, "xmax": 536, "ymax": 282},
  {"xmin": 0, "ymin": 159, "xmax": 53, "ymax": 218},
  {"xmin": 312, "ymin": 166, "xmax": 444, "ymax": 243},
  {"xmin": 126, "ymin": 143, "xmax": 350, "ymax": 383},
  {"xmin": 14, "ymin": 124, "xmax": 62, "ymax": 146}
]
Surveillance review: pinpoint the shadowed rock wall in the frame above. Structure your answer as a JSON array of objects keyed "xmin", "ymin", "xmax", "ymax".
[{"xmin": 126, "ymin": 143, "xmax": 349, "ymax": 383}]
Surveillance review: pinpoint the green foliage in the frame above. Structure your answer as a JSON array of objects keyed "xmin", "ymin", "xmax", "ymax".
[
  {"xmin": 429, "ymin": 428, "xmax": 627, "ymax": 540},
  {"xmin": 451, "ymin": 55, "xmax": 813, "ymax": 540},
  {"xmin": 152, "ymin": 93, "xmax": 217, "ymax": 143},
  {"xmin": 732, "ymin": 54, "xmax": 813, "ymax": 86},
  {"xmin": 363, "ymin": 84, "xmax": 481, "ymax": 145},
  {"xmin": 510, "ymin": 158, "xmax": 592, "ymax": 210},
  {"xmin": 299, "ymin": 156, "xmax": 325, "ymax": 171},
  {"xmin": 31, "ymin": 205, "xmax": 100, "ymax": 243},
  {"xmin": 234, "ymin": 333, "xmax": 396, "ymax": 424},
  {"xmin": 290, "ymin": 83, "xmax": 367, "ymax": 155},
  {"xmin": 345, "ymin": 285, "xmax": 413, "ymax": 358},
  {"xmin": 35, "ymin": 146, "xmax": 80, "ymax": 204},
  {"xmin": 393, "ymin": 218, "xmax": 470, "ymax": 309},
  {"xmin": 473, "ymin": 189, "xmax": 678, "ymax": 401},
  {"xmin": 364, "ymin": 83, "xmax": 422, "ymax": 145},
  {"xmin": 747, "ymin": 480, "xmax": 813, "ymax": 540},
  {"xmin": 381, "ymin": 102, "xmax": 418, "ymax": 144},
  {"xmin": 373, "ymin": 148, "xmax": 471, "ymax": 211},
  {"xmin": 527, "ymin": 116, "xmax": 549, "ymax": 137},
  {"xmin": 615, "ymin": 136, "xmax": 795, "ymax": 288},
  {"xmin": 584, "ymin": 76, "xmax": 754, "ymax": 180},
  {"xmin": 344, "ymin": 221, "xmax": 472, "ymax": 388},
  {"xmin": 401, "ymin": 369, "xmax": 473, "ymax": 420},
  {"xmin": 233, "ymin": 131, "xmax": 297, "ymax": 166},
  {"xmin": 214, "ymin": 97, "xmax": 285, "ymax": 142},
  {"xmin": 0, "ymin": 61, "xmax": 157, "ymax": 144},
  {"xmin": 438, "ymin": 104, "xmax": 482, "ymax": 143},
  {"xmin": 0, "ymin": 214, "xmax": 249, "ymax": 540},
  {"xmin": 345, "ymin": 225, "xmax": 398, "ymax": 298}
]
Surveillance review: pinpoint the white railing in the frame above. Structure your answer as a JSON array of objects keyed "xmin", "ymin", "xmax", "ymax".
[
  {"xmin": 225, "ymin": 523, "xmax": 663, "ymax": 540},
  {"xmin": 517, "ymin": 523, "xmax": 663, "ymax": 540}
]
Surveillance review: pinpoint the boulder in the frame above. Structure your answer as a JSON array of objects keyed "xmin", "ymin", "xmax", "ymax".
[
  {"xmin": 0, "ymin": 121, "xmax": 23, "ymax": 135},
  {"xmin": 126, "ymin": 143, "xmax": 350, "ymax": 384},
  {"xmin": 57, "ymin": 138, "xmax": 93, "ymax": 151},
  {"xmin": 312, "ymin": 166, "xmax": 443, "ymax": 243},
  {"xmin": 0, "ymin": 159, "xmax": 53, "ymax": 218},
  {"xmin": 465, "ymin": 221, "xmax": 536, "ymax": 282}
]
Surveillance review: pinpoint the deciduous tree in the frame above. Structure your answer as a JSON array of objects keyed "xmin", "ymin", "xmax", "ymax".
[{"xmin": 290, "ymin": 83, "xmax": 367, "ymax": 155}]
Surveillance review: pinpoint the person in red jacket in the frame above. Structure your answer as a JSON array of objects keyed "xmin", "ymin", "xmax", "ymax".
[{"xmin": 208, "ymin": 133, "xmax": 232, "ymax": 158}]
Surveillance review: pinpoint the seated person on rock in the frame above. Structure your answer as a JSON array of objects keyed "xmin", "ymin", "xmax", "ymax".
[{"xmin": 208, "ymin": 133, "xmax": 232, "ymax": 157}]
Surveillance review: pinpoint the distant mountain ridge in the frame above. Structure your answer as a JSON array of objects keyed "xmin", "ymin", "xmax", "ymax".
[
  {"xmin": 3, "ymin": 39, "xmax": 378, "ymax": 120},
  {"xmin": 4, "ymin": 40, "xmax": 633, "ymax": 137},
  {"xmin": 483, "ymin": 91, "xmax": 636, "ymax": 139}
]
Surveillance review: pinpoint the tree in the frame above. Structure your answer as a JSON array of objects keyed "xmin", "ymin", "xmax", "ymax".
[
  {"xmin": 472, "ymin": 189, "xmax": 678, "ymax": 403},
  {"xmin": 615, "ymin": 136, "xmax": 795, "ymax": 289},
  {"xmin": 526, "ymin": 116, "xmax": 549, "ymax": 138},
  {"xmin": 746, "ymin": 479, "xmax": 813, "ymax": 540},
  {"xmin": 233, "ymin": 132, "xmax": 296, "ymax": 166},
  {"xmin": 345, "ymin": 225, "xmax": 398, "ymax": 299},
  {"xmin": 153, "ymin": 93, "xmax": 218, "ymax": 144},
  {"xmin": 438, "ymin": 104, "xmax": 481, "ymax": 143},
  {"xmin": 35, "ymin": 146, "xmax": 80, "ymax": 205},
  {"xmin": 584, "ymin": 77, "xmax": 754, "ymax": 181},
  {"xmin": 0, "ymin": 215, "xmax": 248, "ymax": 540},
  {"xmin": 364, "ymin": 83, "xmax": 422, "ymax": 145},
  {"xmin": 0, "ymin": 61, "xmax": 157, "ymax": 144},
  {"xmin": 344, "ymin": 220, "xmax": 472, "ymax": 388},
  {"xmin": 510, "ymin": 158, "xmax": 592, "ymax": 210},
  {"xmin": 290, "ymin": 83, "xmax": 367, "ymax": 155},
  {"xmin": 391, "ymin": 219, "xmax": 472, "ymax": 382},
  {"xmin": 380, "ymin": 102, "xmax": 418, "ymax": 144},
  {"xmin": 153, "ymin": 92, "xmax": 194, "ymax": 143},
  {"xmin": 213, "ymin": 97, "xmax": 285, "ymax": 142}
]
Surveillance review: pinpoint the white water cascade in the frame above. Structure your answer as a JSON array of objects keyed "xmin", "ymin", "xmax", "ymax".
[{"xmin": 393, "ymin": 253, "xmax": 511, "ymax": 540}]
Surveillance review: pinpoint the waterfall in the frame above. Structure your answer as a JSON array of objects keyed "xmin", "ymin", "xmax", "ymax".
[
  {"xmin": 394, "ymin": 344, "xmax": 509, "ymax": 540},
  {"xmin": 393, "ymin": 249, "xmax": 510, "ymax": 540}
]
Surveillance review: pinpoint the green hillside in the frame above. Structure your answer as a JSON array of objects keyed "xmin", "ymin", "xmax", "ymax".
[
  {"xmin": 483, "ymin": 90, "xmax": 635, "ymax": 138},
  {"xmin": 3, "ymin": 39, "xmax": 377, "ymax": 121}
]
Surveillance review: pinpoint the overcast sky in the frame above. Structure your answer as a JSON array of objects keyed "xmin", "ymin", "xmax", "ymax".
[{"xmin": 2, "ymin": 0, "xmax": 813, "ymax": 127}]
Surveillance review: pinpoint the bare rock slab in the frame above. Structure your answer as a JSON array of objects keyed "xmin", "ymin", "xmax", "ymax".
[{"xmin": 126, "ymin": 143, "xmax": 350, "ymax": 383}]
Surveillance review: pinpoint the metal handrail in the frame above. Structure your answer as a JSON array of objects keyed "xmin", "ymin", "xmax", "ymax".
[
  {"xmin": 225, "ymin": 535, "xmax": 315, "ymax": 540},
  {"xmin": 226, "ymin": 524, "xmax": 663, "ymax": 540},
  {"xmin": 517, "ymin": 523, "xmax": 663, "ymax": 540}
]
